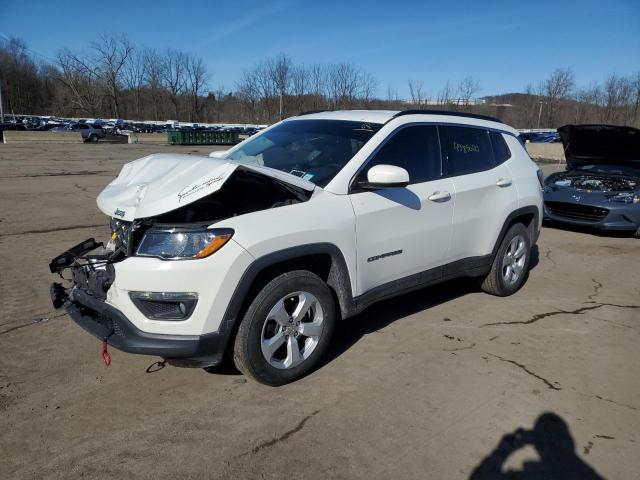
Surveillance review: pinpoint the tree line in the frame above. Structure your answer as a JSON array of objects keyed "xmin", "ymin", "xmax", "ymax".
[{"xmin": 1, "ymin": 34, "xmax": 639, "ymax": 128}]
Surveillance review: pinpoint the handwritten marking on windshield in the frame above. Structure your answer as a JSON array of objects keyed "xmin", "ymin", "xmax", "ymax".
[{"xmin": 177, "ymin": 175, "xmax": 225, "ymax": 202}]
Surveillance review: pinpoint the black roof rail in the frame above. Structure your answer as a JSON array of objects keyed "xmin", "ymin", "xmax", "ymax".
[
  {"xmin": 392, "ymin": 109, "xmax": 502, "ymax": 123},
  {"xmin": 296, "ymin": 109, "xmax": 331, "ymax": 116}
]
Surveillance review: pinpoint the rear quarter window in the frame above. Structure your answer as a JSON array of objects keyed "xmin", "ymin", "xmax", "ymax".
[
  {"xmin": 490, "ymin": 131, "xmax": 511, "ymax": 164},
  {"xmin": 440, "ymin": 126, "xmax": 494, "ymax": 176}
]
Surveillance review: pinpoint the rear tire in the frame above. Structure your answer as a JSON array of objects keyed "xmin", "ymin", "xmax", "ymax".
[
  {"xmin": 233, "ymin": 270, "xmax": 336, "ymax": 386},
  {"xmin": 634, "ymin": 226, "xmax": 640, "ymax": 239},
  {"xmin": 480, "ymin": 223, "xmax": 531, "ymax": 296},
  {"xmin": 89, "ymin": 134, "xmax": 98, "ymax": 142}
]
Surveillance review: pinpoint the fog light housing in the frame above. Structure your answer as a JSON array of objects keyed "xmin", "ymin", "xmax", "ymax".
[{"xmin": 129, "ymin": 291, "xmax": 198, "ymax": 320}]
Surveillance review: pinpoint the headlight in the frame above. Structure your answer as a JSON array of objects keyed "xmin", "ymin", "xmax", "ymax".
[
  {"xmin": 135, "ymin": 228, "xmax": 233, "ymax": 259},
  {"xmin": 609, "ymin": 193, "xmax": 640, "ymax": 204}
]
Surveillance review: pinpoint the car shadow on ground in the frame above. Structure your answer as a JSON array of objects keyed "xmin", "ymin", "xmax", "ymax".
[
  {"xmin": 319, "ymin": 244, "xmax": 539, "ymax": 370},
  {"xmin": 203, "ymin": 245, "xmax": 539, "ymax": 377},
  {"xmin": 468, "ymin": 412, "xmax": 604, "ymax": 479}
]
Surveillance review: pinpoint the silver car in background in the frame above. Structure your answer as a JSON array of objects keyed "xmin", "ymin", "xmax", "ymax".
[{"xmin": 543, "ymin": 124, "xmax": 640, "ymax": 237}]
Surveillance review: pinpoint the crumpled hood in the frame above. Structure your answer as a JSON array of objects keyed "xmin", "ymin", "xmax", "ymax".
[
  {"xmin": 558, "ymin": 124, "xmax": 640, "ymax": 170},
  {"xmin": 97, "ymin": 153, "xmax": 315, "ymax": 222}
]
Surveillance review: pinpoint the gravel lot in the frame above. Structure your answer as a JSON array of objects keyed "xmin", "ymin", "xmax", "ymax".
[{"xmin": 1, "ymin": 143, "xmax": 638, "ymax": 479}]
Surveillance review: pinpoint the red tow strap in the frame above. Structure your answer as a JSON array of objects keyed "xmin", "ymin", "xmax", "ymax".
[{"xmin": 101, "ymin": 340, "xmax": 111, "ymax": 367}]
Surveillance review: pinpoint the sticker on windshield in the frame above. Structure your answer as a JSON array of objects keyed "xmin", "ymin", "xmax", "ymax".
[
  {"xmin": 354, "ymin": 123, "xmax": 374, "ymax": 132},
  {"xmin": 289, "ymin": 169, "xmax": 307, "ymax": 178},
  {"xmin": 302, "ymin": 173, "xmax": 315, "ymax": 181}
]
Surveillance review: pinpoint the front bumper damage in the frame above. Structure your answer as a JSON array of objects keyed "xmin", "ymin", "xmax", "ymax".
[{"xmin": 49, "ymin": 239, "xmax": 228, "ymax": 367}]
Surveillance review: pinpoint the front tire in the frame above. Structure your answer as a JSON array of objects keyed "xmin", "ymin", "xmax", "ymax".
[
  {"xmin": 233, "ymin": 270, "xmax": 336, "ymax": 386},
  {"xmin": 480, "ymin": 223, "xmax": 531, "ymax": 296}
]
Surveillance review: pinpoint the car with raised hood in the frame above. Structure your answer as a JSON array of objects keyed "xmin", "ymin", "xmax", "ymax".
[
  {"xmin": 49, "ymin": 110, "xmax": 543, "ymax": 385},
  {"xmin": 543, "ymin": 124, "xmax": 640, "ymax": 237}
]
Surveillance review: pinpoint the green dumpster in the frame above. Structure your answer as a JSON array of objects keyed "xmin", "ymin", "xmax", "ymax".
[{"xmin": 167, "ymin": 129, "xmax": 239, "ymax": 145}]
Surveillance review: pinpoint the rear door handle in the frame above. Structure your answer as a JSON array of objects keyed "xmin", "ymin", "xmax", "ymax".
[
  {"xmin": 428, "ymin": 191, "xmax": 451, "ymax": 202},
  {"xmin": 496, "ymin": 178, "xmax": 512, "ymax": 187}
]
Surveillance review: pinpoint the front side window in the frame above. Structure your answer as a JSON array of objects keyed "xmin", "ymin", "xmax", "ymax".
[
  {"xmin": 440, "ymin": 126, "xmax": 494, "ymax": 176},
  {"xmin": 356, "ymin": 125, "xmax": 441, "ymax": 186},
  {"xmin": 227, "ymin": 120, "xmax": 381, "ymax": 187}
]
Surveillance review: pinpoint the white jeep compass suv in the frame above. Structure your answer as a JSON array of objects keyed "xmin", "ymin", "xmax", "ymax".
[{"xmin": 50, "ymin": 110, "xmax": 543, "ymax": 385}]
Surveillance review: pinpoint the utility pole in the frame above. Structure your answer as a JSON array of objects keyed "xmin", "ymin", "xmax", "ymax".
[
  {"xmin": 537, "ymin": 101, "xmax": 544, "ymax": 129},
  {"xmin": 0, "ymin": 81, "xmax": 4, "ymax": 125}
]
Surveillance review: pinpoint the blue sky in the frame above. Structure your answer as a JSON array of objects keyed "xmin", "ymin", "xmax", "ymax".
[{"xmin": 1, "ymin": 0, "xmax": 639, "ymax": 98}]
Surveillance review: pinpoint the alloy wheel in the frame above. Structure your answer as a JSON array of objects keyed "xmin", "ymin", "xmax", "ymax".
[{"xmin": 260, "ymin": 291, "xmax": 324, "ymax": 369}]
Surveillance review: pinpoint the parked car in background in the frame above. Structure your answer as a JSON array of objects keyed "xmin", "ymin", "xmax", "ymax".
[
  {"xmin": 543, "ymin": 124, "xmax": 640, "ymax": 237},
  {"xmin": 49, "ymin": 110, "xmax": 542, "ymax": 385},
  {"xmin": 81, "ymin": 124, "xmax": 106, "ymax": 142}
]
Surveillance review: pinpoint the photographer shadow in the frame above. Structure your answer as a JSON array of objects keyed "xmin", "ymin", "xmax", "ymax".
[{"xmin": 469, "ymin": 412, "xmax": 604, "ymax": 480}]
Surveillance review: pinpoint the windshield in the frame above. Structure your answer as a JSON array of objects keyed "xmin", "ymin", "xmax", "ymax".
[
  {"xmin": 575, "ymin": 164, "xmax": 640, "ymax": 177},
  {"xmin": 227, "ymin": 119, "xmax": 382, "ymax": 187}
]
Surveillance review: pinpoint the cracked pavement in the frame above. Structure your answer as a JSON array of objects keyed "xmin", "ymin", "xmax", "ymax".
[{"xmin": 0, "ymin": 147, "xmax": 638, "ymax": 479}]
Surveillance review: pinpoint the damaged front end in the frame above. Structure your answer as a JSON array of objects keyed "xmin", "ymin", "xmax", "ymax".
[
  {"xmin": 48, "ymin": 218, "xmax": 234, "ymax": 367},
  {"xmin": 49, "ymin": 153, "xmax": 314, "ymax": 367}
]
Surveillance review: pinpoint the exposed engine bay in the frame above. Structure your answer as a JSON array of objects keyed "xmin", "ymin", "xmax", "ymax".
[
  {"xmin": 50, "ymin": 168, "xmax": 312, "ymax": 300},
  {"xmin": 151, "ymin": 168, "xmax": 310, "ymax": 224},
  {"xmin": 545, "ymin": 171, "xmax": 638, "ymax": 193},
  {"xmin": 103, "ymin": 169, "xmax": 311, "ymax": 262}
]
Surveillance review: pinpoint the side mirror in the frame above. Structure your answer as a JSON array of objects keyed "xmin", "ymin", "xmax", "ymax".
[
  {"xmin": 209, "ymin": 149, "xmax": 229, "ymax": 158},
  {"xmin": 361, "ymin": 164, "xmax": 410, "ymax": 189}
]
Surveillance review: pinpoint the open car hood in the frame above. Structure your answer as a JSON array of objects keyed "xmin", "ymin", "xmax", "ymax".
[
  {"xmin": 558, "ymin": 124, "xmax": 640, "ymax": 170},
  {"xmin": 96, "ymin": 153, "xmax": 315, "ymax": 222}
]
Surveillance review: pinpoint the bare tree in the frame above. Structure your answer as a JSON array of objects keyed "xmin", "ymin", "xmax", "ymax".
[
  {"xmin": 458, "ymin": 77, "xmax": 480, "ymax": 105},
  {"xmin": 56, "ymin": 49, "xmax": 104, "ymax": 116},
  {"xmin": 161, "ymin": 49, "xmax": 187, "ymax": 119},
  {"xmin": 359, "ymin": 71, "xmax": 377, "ymax": 104},
  {"xmin": 142, "ymin": 48, "xmax": 164, "ymax": 120},
  {"xmin": 290, "ymin": 64, "xmax": 310, "ymax": 113},
  {"xmin": 632, "ymin": 71, "xmax": 640, "ymax": 126},
  {"xmin": 408, "ymin": 79, "xmax": 425, "ymax": 105},
  {"xmin": 386, "ymin": 84, "xmax": 399, "ymax": 102},
  {"xmin": 122, "ymin": 49, "xmax": 147, "ymax": 119},
  {"xmin": 602, "ymin": 73, "xmax": 634, "ymax": 124},
  {"xmin": 91, "ymin": 33, "xmax": 133, "ymax": 118},
  {"xmin": 543, "ymin": 68, "xmax": 575, "ymax": 126},
  {"xmin": 326, "ymin": 62, "xmax": 361, "ymax": 108},
  {"xmin": 185, "ymin": 54, "xmax": 210, "ymax": 122},
  {"xmin": 308, "ymin": 64, "xmax": 326, "ymax": 109},
  {"xmin": 268, "ymin": 54, "xmax": 292, "ymax": 120},
  {"xmin": 236, "ymin": 68, "xmax": 261, "ymax": 121},
  {"xmin": 437, "ymin": 80, "xmax": 453, "ymax": 105}
]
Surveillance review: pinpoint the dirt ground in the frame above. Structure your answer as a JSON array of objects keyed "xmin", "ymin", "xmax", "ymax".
[{"xmin": 1, "ymin": 143, "xmax": 638, "ymax": 480}]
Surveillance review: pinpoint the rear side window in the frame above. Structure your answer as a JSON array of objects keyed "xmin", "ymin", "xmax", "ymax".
[
  {"xmin": 490, "ymin": 131, "xmax": 511, "ymax": 164},
  {"xmin": 440, "ymin": 126, "xmax": 494, "ymax": 176},
  {"xmin": 357, "ymin": 125, "xmax": 441, "ymax": 185}
]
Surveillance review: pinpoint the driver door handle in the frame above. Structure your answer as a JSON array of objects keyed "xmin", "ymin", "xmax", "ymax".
[
  {"xmin": 428, "ymin": 191, "xmax": 451, "ymax": 202},
  {"xmin": 496, "ymin": 177, "xmax": 512, "ymax": 187}
]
